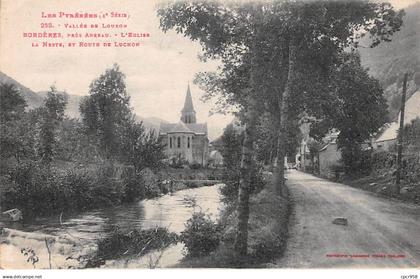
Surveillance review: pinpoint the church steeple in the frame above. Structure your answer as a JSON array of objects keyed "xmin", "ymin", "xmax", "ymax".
[{"xmin": 181, "ymin": 84, "xmax": 197, "ymax": 124}]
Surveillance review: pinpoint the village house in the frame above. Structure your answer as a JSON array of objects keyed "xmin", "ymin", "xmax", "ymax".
[
  {"xmin": 158, "ymin": 85, "xmax": 209, "ymax": 166},
  {"xmin": 296, "ymin": 124, "xmax": 342, "ymax": 178},
  {"xmin": 374, "ymin": 90, "xmax": 420, "ymax": 151}
]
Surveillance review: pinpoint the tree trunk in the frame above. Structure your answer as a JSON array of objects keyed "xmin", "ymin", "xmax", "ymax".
[
  {"xmin": 234, "ymin": 14, "xmax": 265, "ymax": 254},
  {"xmin": 274, "ymin": 39, "xmax": 298, "ymax": 196},
  {"xmin": 234, "ymin": 99, "xmax": 259, "ymax": 256}
]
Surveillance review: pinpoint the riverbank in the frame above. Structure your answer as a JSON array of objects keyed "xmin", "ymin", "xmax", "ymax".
[
  {"xmin": 0, "ymin": 160, "xmax": 222, "ymax": 220},
  {"xmin": 178, "ymin": 177, "xmax": 290, "ymax": 268},
  {"xmin": 0, "ymin": 184, "xmax": 222, "ymax": 269}
]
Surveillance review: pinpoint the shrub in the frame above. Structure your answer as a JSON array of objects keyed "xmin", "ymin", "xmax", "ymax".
[
  {"xmin": 3, "ymin": 162, "xmax": 125, "ymax": 218},
  {"xmin": 220, "ymin": 181, "xmax": 239, "ymax": 203},
  {"xmin": 122, "ymin": 167, "xmax": 145, "ymax": 202},
  {"xmin": 341, "ymin": 144, "xmax": 372, "ymax": 176},
  {"xmin": 139, "ymin": 168, "xmax": 161, "ymax": 198},
  {"xmin": 190, "ymin": 162, "xmax": 202, "ymax": 170},
  {"xmin": 95, "ymin": 226, "xmax": 178, "ymax": 261},
  {"xmin": 180, "ymin": 212, "xmax": 222, "ymax": 257}
]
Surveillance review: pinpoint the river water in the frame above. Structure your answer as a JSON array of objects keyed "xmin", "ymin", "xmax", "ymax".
[{"xmin": 0, "ymin": 184, "xmax": 222, "ymax": 269}]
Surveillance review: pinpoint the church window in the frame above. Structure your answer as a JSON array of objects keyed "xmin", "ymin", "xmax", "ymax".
[
  {"xmin": 169, "ymin": 137, "xmax": 172, "ymax": 148},
  {"xmin": 187, "ymin": 137, "xmax": 190, "ymax": 148},
  {"xmin": 177, "ymin": 137, "xmax": 181, "ymax": 148}
]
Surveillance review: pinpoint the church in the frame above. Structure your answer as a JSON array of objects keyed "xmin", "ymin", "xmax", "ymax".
[{"xmin": 158, "ymin": 85, "xmax": 209, "ymax": 166}]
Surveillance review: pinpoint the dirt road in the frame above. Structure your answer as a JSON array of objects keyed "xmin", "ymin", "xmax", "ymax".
[{"xmin": 276, "ymin": 170, "xmax": 420, "ymax": 268}]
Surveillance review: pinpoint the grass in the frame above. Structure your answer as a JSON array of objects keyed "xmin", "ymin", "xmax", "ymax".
[{"xmin": 341, "ymin": 173, "xmax": 420, "ymax": 204}]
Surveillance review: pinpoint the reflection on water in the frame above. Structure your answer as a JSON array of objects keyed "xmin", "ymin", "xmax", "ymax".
[{"xmin": 0, "ymin": 184, "xmax": 222, "ymax": 268}]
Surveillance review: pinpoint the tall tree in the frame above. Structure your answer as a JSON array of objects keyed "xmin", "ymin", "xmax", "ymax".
[
  {"xmin": 37, "ymin": 86, "xmax": 68, "ymax": 164},
  {"xmin": 309, "ymin": 53, "xmax": 389, "ymax": 174},
  {"xmin": 0, "ymin": 83, "xmax": 27, "ymax": 123},
  {"xmin": 80, "ymin": 64, "xmax": 132, "ymax": 159},
  {"xmin": 0, "ymin": 83, "xmax": 29, "ymax": 162},
  {"xmin": 120, "ymin": 119, "xmax": 165, "ymax": 172}
]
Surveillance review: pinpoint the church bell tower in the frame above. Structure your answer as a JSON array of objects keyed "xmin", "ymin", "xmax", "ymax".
[{"xmin": 181, "ymin": 84, "xmax": 197, "ymax": 124}]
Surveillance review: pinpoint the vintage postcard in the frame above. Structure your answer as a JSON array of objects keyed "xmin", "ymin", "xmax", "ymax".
[{"xmin": 0, "ymin": 0, "xmax": 419, "ymax": 278}]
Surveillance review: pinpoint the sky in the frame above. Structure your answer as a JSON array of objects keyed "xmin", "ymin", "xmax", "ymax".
[{"xmin": 0, "ymin": 0, "xmax": 418, "ymax": 139}]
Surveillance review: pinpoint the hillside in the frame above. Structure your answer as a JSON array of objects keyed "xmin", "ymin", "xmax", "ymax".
[
  {"xmin": 0, "ymin": 71, "xmax": 168, "ymax": 131},
  {"xmin": 36, "ymin": 90, "xmax": 82, "ymax": 119},
  {"xmin": 0, "ymin": 71, "xmax": 44, "ymax": 108},
  {"xmin": 359, "ymin": 3, "xmax": 420, "ymax": 119},
  {"xmin": 0, "ymin": 71, "xmax": 82, "ymax": 118}
]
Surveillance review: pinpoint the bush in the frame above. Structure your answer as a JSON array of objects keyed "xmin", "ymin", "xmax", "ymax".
[
  {"xmin": 94, "ymin": 226, "xmax": 178, "ymax": 262},
  {"xmin": 180, "ymin": 212, "xmax": 222, "ymax": 257},
  {"xmin": 139, "ymin": 168, "xmax": 161, "ymax": 198},
  {"xmin": 122, "ymin": 167, "xmax": 145, "ymax": 202},
  {"xmin": 190, "ymin": 162, "xmax": 202, "ymax": 170},
  {"xmin": 341, "ymin": 145, "xmax": 372, "ymax": 176},
  {"xmin": 220, "ymin": 181, "xmax": 239, "ymax": 203},
  {"xmin": 3, "ymin": 162, "xmax": 126, "ymax": 218}
]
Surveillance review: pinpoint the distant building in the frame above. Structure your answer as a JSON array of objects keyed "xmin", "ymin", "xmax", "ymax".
[
  {"xmin": 296, "ymin": 125, "xmax": 342, "ymax": 177},
  {"xmin": 374, "ymin": 90, "xmax": 420, "ymax": 151},
  {"xmin": 159, "ymin": 85, "xmax": 209, "ymax": 166},
  {"xmin": 209, "ymin": 150, "xmax": 224, "ymax": 166},
  {"xmin": 295, "ymin": 122, "xmax": 311, "ymax": 170}
]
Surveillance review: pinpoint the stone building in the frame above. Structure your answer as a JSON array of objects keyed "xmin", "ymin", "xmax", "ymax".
[{"xmin": 159, "ymin": 85, "xmax": 209, "ymax": 166}]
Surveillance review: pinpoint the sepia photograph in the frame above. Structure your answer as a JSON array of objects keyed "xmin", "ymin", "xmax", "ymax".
[{"xmin": 0, "ymin": 0, "xmax": 419, "ymax": 277}]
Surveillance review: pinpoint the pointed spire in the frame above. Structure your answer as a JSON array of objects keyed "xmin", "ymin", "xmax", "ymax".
[
  {"xmin": 181, "ymin": 84, "xmax": 197, "ymax": 124},
  {"xmin": 182, "ymin": 83, "xmax": 195, "ymax": 113}
]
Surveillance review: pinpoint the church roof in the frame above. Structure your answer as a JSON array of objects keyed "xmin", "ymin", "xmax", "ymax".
[
  {"xmin": 186, "ymin": 123, "xmax": 207, "ymax": 134},
  {"xmin": 181, "ymin": 84, "xmax": 195, "ymax": 113},
  {"xmin": 159, "ymin": 122, "xmax": 207, "ymax": 135}
]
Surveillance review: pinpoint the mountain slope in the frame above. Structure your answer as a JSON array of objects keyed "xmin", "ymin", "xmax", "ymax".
[
  {"xmin": 1, "ymin": 71, "xmax": 168, "ymax": 130},
  {"xmin": 359, "ymin": 3, "xmax": 420, "ymax": 119},
  {"xmin": 0, "ymin": 71, "xmax": 44, "ymax": 108}
]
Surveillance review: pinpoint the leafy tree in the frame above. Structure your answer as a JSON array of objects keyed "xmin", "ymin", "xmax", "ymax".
[
  {"xmin": 219, "ymin": 123, "xmax": 243, "ymax": 202},
  {"xmin": 402, "ymin": 117, "xmax": 420, "ymax": 152},
  {"xmin": 221, "ymin": 123, "xmax": 243, "ymax": 174},
  {"xmin": 0, "ymin": 83, "xmax": 27, "ymax": 123},
  {"xmin": 36, "ymin": 86, "xmax": 68, "ymax": 164},
  {"xmin": 309, "ymin": 53, "xmax": 388, "ymax": 174},
  {"xmin": 80, "ymin": 64, "xmax": 132, "ymax": 159},
  {"xmin": 0, "ymin": 83, "xmax": 29, "ymax": 162},
  {"xmin": 120, "ymin": 119, "xmax": 165, "ymax": 172}
]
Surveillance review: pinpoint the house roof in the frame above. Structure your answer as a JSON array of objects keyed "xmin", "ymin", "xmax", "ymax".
[
  {"xmin": 376, "ymin": 90, "xmax": 420, "ymax": 143},
  {"xmin": 375, "ymin": 122, "xmax": 399, "ymax": 142}
]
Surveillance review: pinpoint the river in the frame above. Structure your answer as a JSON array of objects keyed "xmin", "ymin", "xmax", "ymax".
[{"xmin": 0, "ymin": 184, "xmax": 223, "ymax": 269}]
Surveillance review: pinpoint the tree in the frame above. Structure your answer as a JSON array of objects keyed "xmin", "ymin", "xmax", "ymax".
[
  {"xmin": 80, "ymin": 63, "xmax": 132, "ymax": 159},
  {"xmin": 221, "ymin": 123, "xmax": 243, "ymax": 174},
  {"xmin": 0, "ymin": 83, "xmax": 30, "ymax": 162},
  {"xmin": 36, "ymin": 86, "xmax": 68, "ymax": 164},
  {"xmin": 120, "ymin": 119, "xmax": 165, "ymax": 172},
  {"xmin": 307, "ymin": 138, "xmax": 324, "ymax": 174},
  {"xmin": 0, "ymin": 83, "xmax": 27, "ymax": 123},
  {"xmin": 219, "ymin": 123, "xmax": 244, "ymax": 202},
  {"xmin": 309, "ymin": 53, "xmax": 388, "ymax": 174}
]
